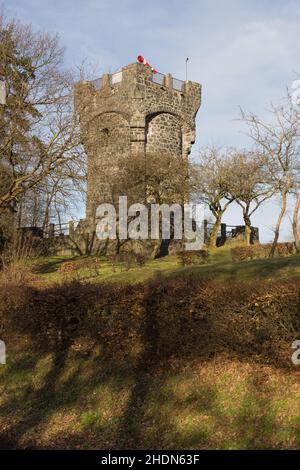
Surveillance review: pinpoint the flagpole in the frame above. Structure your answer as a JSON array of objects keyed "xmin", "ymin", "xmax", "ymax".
[{"xmin": 185, "ymin": 57, "xmax": 189, "ymax": 81}]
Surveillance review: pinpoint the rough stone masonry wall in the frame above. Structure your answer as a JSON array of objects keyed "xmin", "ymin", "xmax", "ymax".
[
  {"xmin": 85, "ymin": 111, "xmax": 131, "ymax": 217},
  {"xmin": 74, "ymin": 62, "xmax": 201, "ymax": 222},
  {"xmin": 146, "ymin": 113, "xmax": 182, "ymax": 154}
]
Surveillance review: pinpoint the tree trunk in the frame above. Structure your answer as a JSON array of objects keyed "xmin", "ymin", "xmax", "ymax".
[
  {"xmin": 270, "ymin": 189, "xmax": 288, "ymax": 258},
  {"xmin": 243, "ymin": 213, "xmax": 252, "ymax": 246},
  {"xmin": 209, "ymin": 216, "xmax": 222, "ymax": 248},
  {"xmin": 293, "ymin": 191, "xmax": 300, "ymax": 253},
  {"xmin": 17, "ymin": 199, "xmax": 23, "ymax": 228},
  {"xmin": 244, "ymin": 223, "xmax": 251, "ymax": 246}
]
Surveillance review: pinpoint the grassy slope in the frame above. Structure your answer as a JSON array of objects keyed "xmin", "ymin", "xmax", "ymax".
[
  {"xmin": 1, "ymin": 347, "xmax": 300, "ymax": 449},
  {"xmin": 1, "ymin": 248, "xmax": 300, "ymax": 449},
  {"xmin": 33, "ymin": 245, "xmax": 300, "ymax": 286}
]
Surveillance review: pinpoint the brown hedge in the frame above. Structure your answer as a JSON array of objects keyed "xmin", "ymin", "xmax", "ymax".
[
  {"xmin": 231, "ymin": 243, "xmax": 296, "ymax": 262},
  {"xmin": 177, "ymin": 250, "xmax": 209, "ymax": 266},
  {"xmin": 0, "ymin": 277, "xmax": 299, "ymax": 367}
]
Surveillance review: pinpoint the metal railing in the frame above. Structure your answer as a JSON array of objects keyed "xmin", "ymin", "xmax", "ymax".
[
  {"xmin": 90, "ymin": 71, "xmax": 123, "ymax": 90},
  {"xmin": 173, "ymin": 77, "xmax": 185, "ymax": 91},
  {"xmin": 151, "ymin": 73, "xmax": 185, "ymax": 92},
  {"xmin": 110, "ymin": 71, "xmax": 122, "ymax": 85},
  {"xmin": 43, "ymin": 221, "xmax": 80, "ymax": 238},
  {"xmin": 90, "ymin": 77, "xmax": 103, "ymax": 90},
  {"xmin": 152, "ymin": 72, "xmax": 165, "ymax": 86},
  {"xmin": 90, "ymin": 70, "xmax": 185, "ymax": 92},
  {"xmin": 89, "ymin": 69, "xmax": 185, "ymax": 92},
  {"xmin": 205, "ymin": 221, "xmax": 259, "ymax": 245}
]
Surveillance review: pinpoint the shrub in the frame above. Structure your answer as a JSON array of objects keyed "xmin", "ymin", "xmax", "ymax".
[
  {"xmin": 108, "ymin": 252, "xmax": 148, "ymax": 271},
  {"xmin": 0, "ymin": 235, "xmax": 39, "ymax": 284},
  {"xmin": 117, "ymin": 252, "xmax": 136, "ymax": 271},
  {"xmin": 58, "ymin": 258, "xmax": 101, "ymax": 279},
  {"xmin": 58, "ymin": 261, "xmax": 80, "ymax": 275},
  {"xmin": 107, "ymin": 253, "xmax": 118, "ymax": 272},
  {"xmin": 231, "ymin": 242, "xmax": 296, "ymax": 262},
  {"xmin": 134, "ymin": 253, "xmax": 148, "ymax": 267},
  {"xmin": 231, "ymin": 246, "xmax": 256, "ymax": 262},
  {"xmin": 275, "ymin": 242, "xmax": 296, "ymax": 257},
  {"xmin": 178, "ymin": 249, "xmax": 209, "ymax": 266},
  {"xmin": 0, "ymin": 277, "xmax": 299, "ymax": 368},
  {"xmin": 0, "ymin": 261, "xmax": 36, "ymax": 284}
]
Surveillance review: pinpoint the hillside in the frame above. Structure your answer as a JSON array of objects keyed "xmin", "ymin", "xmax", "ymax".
[
  {"xmin": 32, "ymin": 246, "xmax": 300, "ymax": 286},
  {"xmin": 0, "ymin": 248, "xmax": 300, "ymax": 449}
]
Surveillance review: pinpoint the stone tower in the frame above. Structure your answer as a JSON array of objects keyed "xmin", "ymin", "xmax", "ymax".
[{"xmin": 74, "ymin": 62, "xmax": 201, "ymax": 221}]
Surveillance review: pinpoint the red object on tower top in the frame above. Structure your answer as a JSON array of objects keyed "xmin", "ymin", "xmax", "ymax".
[{"xmin": 136, "ymin": 55, "xmax": 157, "ymax": 74}]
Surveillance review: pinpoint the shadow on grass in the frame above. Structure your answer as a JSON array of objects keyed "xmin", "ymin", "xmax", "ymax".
[
  {"xmin": 1, "ymin": 343, "xmax": 298, "ymax": 449},
  {"xmin": 34, "ymin": 256, "xmax": 77, "ymax": 275},
  {"xmin": 173, "ymin": 254, "xmax": 300, "ymax": 282},
  {"xmin": 0, "ymin": 342, "xmax": 71, "ymax": 448},
  {"xmin": 1, "ymin": 274, "xmax": 300, "ymax": 449}
]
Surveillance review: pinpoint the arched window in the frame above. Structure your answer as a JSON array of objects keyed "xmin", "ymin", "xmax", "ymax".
[{"xmin": 100, "ymin": 128, "xmax": 109, "ymax": 146}]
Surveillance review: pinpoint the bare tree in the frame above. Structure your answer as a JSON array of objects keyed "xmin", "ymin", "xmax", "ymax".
[
  {"xmin": 227, "ymin": 150, "xmax": 274, "ymax": 245},
  {"xmin": 240, "ymin": 94, "xmax": 300, "ymax": 256},
  {"xmin": 115, "ymin": 152, "xmax": 190, "ymax": 207},
  {"xmin": 292, "ymin": 188, "xmax": 300, "ymax": 253},
  {"xmin": 0, "ymin": 10, "xmax": 85, "ymax": 219},
  {"xmin": 191, "ymin": 147, "xmax": 234, "ymax": 248},
  {"xmin": 88, "ymin": 152, "xmax": 190, "ymax": 254}
]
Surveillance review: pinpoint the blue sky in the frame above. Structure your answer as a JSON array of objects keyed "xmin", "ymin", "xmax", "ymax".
[{"xmin": 4, "ymin": 0, "xmax": 300, "ymax": 241}]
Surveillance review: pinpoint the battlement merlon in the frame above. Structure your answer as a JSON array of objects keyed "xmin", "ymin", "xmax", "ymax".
[{"xmin": 74, "ymin": 62, "xmax": 201, "ymax": 156}]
